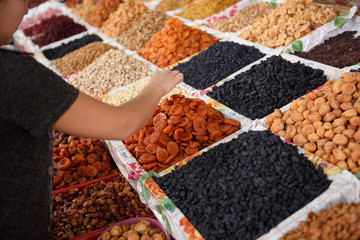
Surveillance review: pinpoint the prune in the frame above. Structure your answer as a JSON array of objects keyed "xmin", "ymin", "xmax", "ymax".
[
  {"xmin": 173, "ymin": 41, "xmax": 265, "ymax": 90},
  {"xmin": 295, "ymin": 31, "xmax": 360, "ymax": 69},
  {"xmin": 155, "ymin": 130, "xmax": 331, "ymax": 240},
  {"xmin": 208, "ymin": 55, "xmax": 327, "ymax": 119},
  {"xmin": 43, "ymin": 34, "xmax": 102, "ymax": 60}
]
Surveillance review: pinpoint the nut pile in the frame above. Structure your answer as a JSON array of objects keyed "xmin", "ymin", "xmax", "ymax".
[
  {"xmin": 156, "ymin": 0, "xmax": 194, "ymax": 12},
  {"xmin": 208, "ymin": 55, "xmax": 327, "ymax": 120},
  {"xmin": 52, "ymin": 175, "xmax": 152, "ymax": 239},
  {"xmin": 43, "ymin": 34, "xmax": 102, "ymax": 60},
  {"xmin": 53, "ymin": 131, "xmax": 119, "ymax": 190},
  {"xmin": 76, "ymin": 0, "xmax": 123, "ymax": 27},
  {"xmin": 53, "ymin": 42, "xmax": 117, "ymax": 76},
  {"xmin": 23, "ymin": 15, "xmax": 86, "ymax": 47},
  {"xmin": 266, "ymin": 72, "xmax": 360, "ymax": 174},
  {"xmin": 240, "ymin": 0, "xmax": 338, "ymax": 48},
  {"xmin": 206, "ymin": 3, "xmax": 274, "ymax": 33},
  {"xmin": 177, "ymin": 0, "xmax": 240, "ymax": 21},
  {"xmin": 155, "ymin": 130, "xmax": 331, "ymax": 240},
  {"xmin": 281, "ymin": 202, "xmax": 360, "ymax": 240},
  {"xmin": 102, "ymin": 78, "xmax": 188, "ymax": 106},
  {"xmin": 172, "ymin": 41, "xmax": 265, "ymax": 90},
  {"xmin": 100, "ymin": 0, "xmax": 149, "ymax": 38},
  {"xmin": 101, "ymin": 220, "xmax": 165, "ymax": 240},
  {"xmin": 124, "ymin": 94, "xmax": 241, "ymax": 172},
  {"xmin": 117, "ymin": 10, "xmax": 170, "ymax": 51},
  {"xmin": 138, "ymin": 17, "xmax": 219, "ymax": 68},
  {"xmin": 69, "ymin": 49, "xmax": 150, "ymax": 98},
  {"xmin": 294, "ymin": 31, "xmax": 360, "ymax": 69}
]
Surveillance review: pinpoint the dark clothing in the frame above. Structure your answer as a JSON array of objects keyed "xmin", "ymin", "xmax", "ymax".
[{"xmin": 0, "ymin": 48, "xmax": 79, "ymax": 239}]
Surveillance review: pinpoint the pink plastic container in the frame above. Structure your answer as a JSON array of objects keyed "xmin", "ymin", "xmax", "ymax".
[{"xmin": 97, "ymin": 217, "xmax": 171, "ymax": 240}]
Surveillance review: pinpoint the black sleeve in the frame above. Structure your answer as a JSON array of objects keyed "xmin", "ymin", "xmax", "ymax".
[{"xmin": 0, "ymin": 49, "xmax": 79, "ymax": 136}]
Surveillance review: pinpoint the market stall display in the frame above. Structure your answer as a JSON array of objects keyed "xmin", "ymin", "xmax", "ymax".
[
  {"xmin": 23, "ymin": 15, "xmax": 86, "ymax": 47},
  {"xmin": 124, "ymin": 94, "xmax": 241, "ymax": 172},
  {"xmin": 172, "ymin": 41, "xmax": 265, "ymax": 90},
  {"xmin": 116, "ymin": 10, "xmax": 170, "ymax": 51},
  {"xmin": 53, "ymin": 131, "xmax": 119, "ymax": 190},
  {"xmin": 280, "ymin": 202, "xmax": 360, "ymax": 240},
  {"xmin": 154, "ymin": 130, "xmax": 331, "ymax": 240},
  {"xmin": 11, "ymin": 0, "xmax": 360, "ymax": 239},
  {"xmin": 43, "ymin": 34, "xmax": 102, "ymax": 60},
  {"xmin": 208, "ymin": 55, "xmax": 328, "ymax": 120},
  {"xmin": 239, "ymin": 0, "xmax": 338, "ymax": 48},
  {"xmin": 266, "ymin": 72, "xmax": 360, "ymax": 174},
  {"xmin": 52, "ymin": 174, "xmax": 152, "ymax": 239},
  {"xmin": 176, "ymin": 0, "xmax": 240, "ymax": 21},
  {"xmin": 53, "ymin": 41, "xmax": 117, "ymax": 76},
  {"xmin": 205, "ymin": 3, "xmax": 274, "ymax": 33},
  {"xmin": 294, "ymin": 31, "xmax": 360, "ymax": 68},
  {"xmin": 138, "ymin": 17, "xmax": 219, "ymax": 68},
  {"xmin": 100, "ymin": 0, "xmax": 149, "ymax": 38},
  {"xmin": 68, "ymin": 49, "xmax": 151, "ymax": 98}
]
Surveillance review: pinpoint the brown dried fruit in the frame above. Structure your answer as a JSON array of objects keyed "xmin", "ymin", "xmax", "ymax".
[
  {"xmin": 336, "ymin": 93, "xmax": 352, "ymax": 103},
  {"xmin": 324, "ymin": 130, "xmax": 335, "ymax": 140},
  {"xmin": 290, "ymin": 111, "xmax": 304, "ymax": 122},
  {"xmin": 302, "ymin": 124, "xmax": 315, "ymax": 137},
  {"xmin": 333, "ymin": 148, "xmax": 347, "ymax": 161},
  {"xmin": 349, "ymin": 116, "xmax": 360, "ymax": 126},
  {"xmin": 308, "ymin": 133, "xmax": 320, "ymax": 143},
  {"xmin": 270, "ymin": 121, "xmax": 284, "ymax": 133},
  {"xmin": 304, "ymin": 142, "xmax": 316, "ymax": 152},
  {"xmin": 324, "ymin": 141, "xmax": 336, "ymax": 154}
]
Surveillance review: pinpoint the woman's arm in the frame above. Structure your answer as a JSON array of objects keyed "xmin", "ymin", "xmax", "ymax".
[{"xmin": 52, "ymin": 70, "xmax": 183, "ymax": 140}]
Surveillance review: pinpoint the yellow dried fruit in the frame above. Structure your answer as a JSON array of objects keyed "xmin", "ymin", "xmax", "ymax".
[
  {"xmin": 266, "ymin": 114, "xmax": 275, "ymax": 123},
  {"xmin": 340, "ymin": 102, "xmax": 353, "ymax": 111},
  {"xmin": 308, "ymin": 112, "xmax": 322, "ymax": 122},
  {"xmin": 304, "ymin": 142, "xmax": 316, "ymax": 152},
  {"xmin": 350, "ymin": 116, "xmax": 360, "ymax": 126},
  {"xmin": 342, "ymin": 109, "xmax": 357, "ymax": 119},
  {"xmin": 337, "ymin": 160, "xmax": 349, "ymax": 170},
  {"xmin": 336, "ymin": 93, "xmax": 352, "ymax": 103},
  {"xmin": 308, "ymin": 133, "xmax": 320, "ymax": 143},
  {"xmin": 332, "ymin": 134, "xmax": 348, "ymax": 145},
  {"xmin": 331, "ymin": 81, "xmax": 343, "ymax": 94},
  {"xmin": 293, "ymin": 133, "xmax": 308, "ymax": 147},
  {"xmin": 333, "ymin": 148, "xmax": 347, "ymax": 161},
  {"xmin": 302, "ymin": 124, "xmax": 315, "ymax": 137},
  {"xmin": 324, "ymin": 141, "xmax": 336, "ymax": 153},
  {"xmin": 323, "ymin": 112, "xmax": 336, "ymax": 122},
  {"xmin": 316, "ymin": 127, "xmax": 325, "ymax": 138},
  {"xmin": 341, "ymin": 82, "xmax": 356, "ymax": 94},
  {"xmin": 324, "ymin": 130, "xmax": 335, "ymax": 140},
  {"xmin": 318, "ymin": 103, "xmax": 330, "ymax": 116}
]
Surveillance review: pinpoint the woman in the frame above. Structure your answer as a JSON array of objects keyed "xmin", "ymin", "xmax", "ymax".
[{"xmin": 0, "ymin": 0, "xmax": 183, "ymax": 239}]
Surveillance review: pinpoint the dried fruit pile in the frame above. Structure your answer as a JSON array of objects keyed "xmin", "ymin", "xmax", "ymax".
[
  {"xmin": 177, "ymin": 0, "xmax": 240, "ymax": 21},
  {"xmin": 155, "ymin": 130, "xmax": 331, "ymax": 240},
  {"xmin": 206, "ymin": 3, "xmax": 274, "ymax": 33},
  {"xmin": 281, "ymin": 202, "xmax": 360, "ymax": 240},
  {"xmin": 294, "ymin": 31, "xmax": 360, "ymax": 69},
  {"xmin": 100, "ymin": 0, "xmax": 149, "ymax": 38},
  {"xmin": 124, "ymin": 95, "xmax": 240, "ymax": 172},
  {"xmin": 208, "ymin": 55, "xmax": 327, "ymax": 120},
  {"xmin": 53, "ymin": 41, "xmax": 117, "ymax": 76},
  {"xmin": 101, "ymin": 220, "xmax": 166, "ymax": 240},
  {"xmin": 117, "ymin": 10, "xmax": 170, "ymax": 51},
  {"xmin": 19, "ymin": 8, "xmax": 62, "ymax": 31},
  {"xmin": 52, "ymin": 175, "xmax": 152, "ymax": 239},
  {"xmin": 23, "ymin": 15, "xmax": 86, "ymax": 47},
  {"xmin": 240, "ymin": 0, "xmax": 337, "ymax": 48},
  {"xmin": 267, "ymin": 72, "xmax": 360, "ymax": 174},
  {"xmin": 76, "ymin": 0, "xmax": 123, "ymax": 27},
  {"xmin": 172, "ymin": 41, "xmax": 265, "ymax": 90},
  {"xmin": 157, "ymin": 0, "xmax": 194, "ymax": 12},
  {"xmin": 43, "ymin": 34, "xmax": 102, "ymax": 60},
  {"xmin": 138, "ymin": 17, "xmax": 219, "ymax": 68},
  {"xmin": 53, "ymin": 131, "xmax": 118, "ymax": 190}
]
